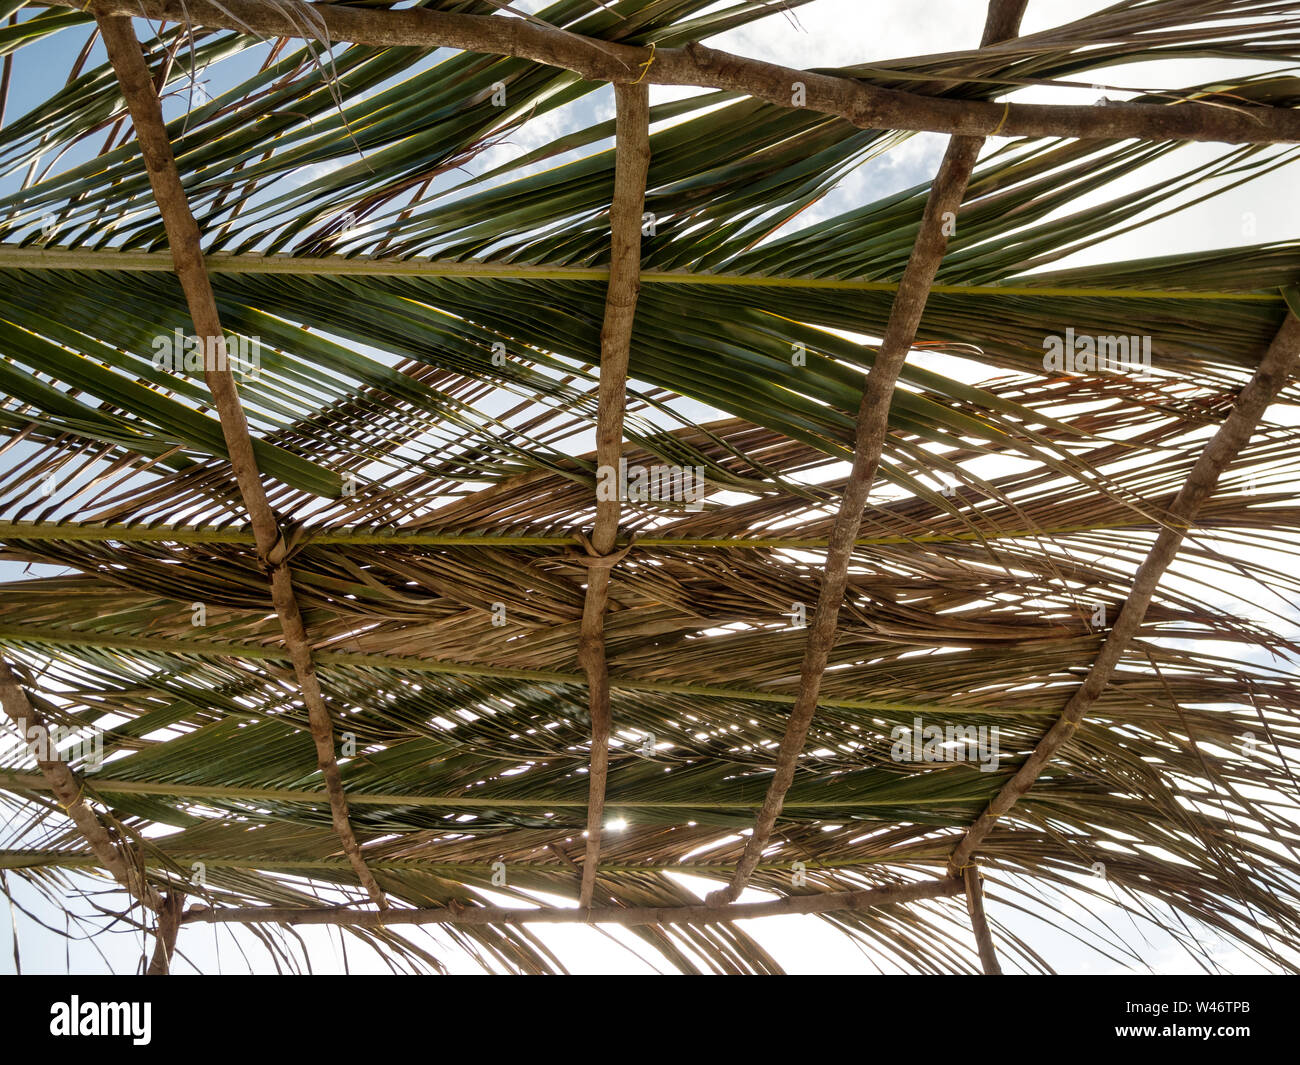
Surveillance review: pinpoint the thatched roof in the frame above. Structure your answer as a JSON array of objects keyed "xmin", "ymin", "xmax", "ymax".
[{"xmin": 1, "ymin": 0, "xmax": 1299, "ymax": 973}]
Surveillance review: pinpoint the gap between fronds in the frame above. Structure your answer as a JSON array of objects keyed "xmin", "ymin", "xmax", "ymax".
[
  {"xmin": 577, "ymin": 81, "xmax": 650, "ymax": 908},
  {"xmin": 945, "ymin": 308, "xmax": 1300, "ymax": 875},
  {"xmin": 706, "ymin": 0, "xmax": 1028, "ymax": 908},
  {"xmin": 179, "ymin": 876, "xmax": 964, "ymax": 929},
  {"xmin": 64, "ymin": 0, "xmax": 1300, "ymax": 145},
  {"xmin": 94, "ymin": 13, "xmax": 387, "ymax": 910}
]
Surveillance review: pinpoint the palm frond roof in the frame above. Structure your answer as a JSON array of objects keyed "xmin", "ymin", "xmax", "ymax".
[{"xmin": 1, "ymin": 0, "xmax": 1299, "ymax": 974}]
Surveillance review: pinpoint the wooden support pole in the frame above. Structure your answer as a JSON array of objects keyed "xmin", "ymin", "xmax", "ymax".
[
  {"xmin": 64, "ymin": 0, "xmax": 1300, "ymax": 145},
  {"xmin": 963, "ymin": 865, "xmax": 1002, "ymax": 975},
  {"xmin": 577, "ymin": 80, "xmax": 651, "ymax": 908},
  {"xmin": 0, "ymin": 660, "xmax": 163, "ymax": 912},
  {"xmin": 95, "ymin": 13, "xmax": 387, "ymax": 909},
  {"xmin": 946, "ymin": 310, "xmax": 1300, "ymax": 874},
  {"xmin": 708, "ymin": 0, "xmax": 1028, "ymax": 907}
]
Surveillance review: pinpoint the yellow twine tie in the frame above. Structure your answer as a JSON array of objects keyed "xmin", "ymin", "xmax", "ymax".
[
  {"xmin": 990, "ymin": 101, "xmax": 1011, "ymax": 137},
  {"xmin": 60, "ymin": 780, "xmax": 86, "ymax": 811},
  {"xmin": 632, "ymin": 42, "xmax": 656, "ymax": 85}
]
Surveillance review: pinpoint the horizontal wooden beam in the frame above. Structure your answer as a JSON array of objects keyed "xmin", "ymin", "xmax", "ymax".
[
  {"xmin": 0, "ymin": 847, "xmax": 937, "ymax": 875},
  {"xmin": 178, "ymin": 876, "xmax": 964, "ymax": 928},
  {"xmin": 0, "ymin": 518, "xmax": 1203, "ymax": 549},
  {"xmin": 0, "ymin": 770, "xmax": 975, "ymax": 809},
  {"xmin": 42, "ymin": 1, "xmax": 1300, "ymax": 145},
  {"xmin": 0, "ymin": 247, "xmax": 1282, "ymax": 302}
]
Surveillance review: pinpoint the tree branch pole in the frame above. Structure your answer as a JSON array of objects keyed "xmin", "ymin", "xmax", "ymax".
[
  {"xmin": 707, "ymin": 0, "xmax": 1028, "ymax": 907},
  {"xmin": 145, "ymin": 891, "xmax": 185, "ymax": 975},
  {"xmin": 947, "ymin": 309, "xmax": 1300, "ymax": 874},
  {"xmin": 0, "ymin": 660, "xmax": 163, "ymax": 911},
  {"xmin": 69, "ymin": 0, "xmax": 1300, "ymax": 145},
  {"xmin": 182, "ymin": 875, "xmax": 964, "ymax": 929},
  {"xmin": 95, "ymin": 13, "xmax": 387, "ymax": 909},
  {"xmin": 578, "ymin": 81, "xmax": 650, "ymax": 908},
  {"xmin": 1, "ymin": 664, "xmax": 189, "ymax": 972},
  {"xmin": 963, "ymin": 865, "xmax": 1002, "ymax": 975}
]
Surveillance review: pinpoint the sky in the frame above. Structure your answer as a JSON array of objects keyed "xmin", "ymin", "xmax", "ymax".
[{"xmin": 1, "ymin": 0, "xmax": 1298, "ymax": 974}]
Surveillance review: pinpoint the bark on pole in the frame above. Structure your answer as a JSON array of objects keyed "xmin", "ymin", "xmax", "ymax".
[
  {"xmin": 146, "ymin": 891, "xmax": 186, "ymax": 975},
  {"xmin": 963, "ymin": 865, "xmax": 1002, "ymax": 975},
  {"xmin": 578, "ymin": 80, "xmax": 651, "ymax": 908},
  {"xmin": 95, "ymin": 13, "xmax": 387, "ymax": 909},
  {"xmin": 946, "ymin": 311, "xmax": 1300, "ymax": 874},
  {"xmin": 707, "ymin": 0, "xmax": 1028, "ymax": 907},
  {"xmin": 69, "ymin": 0, "xmax": 1300, "ymax": 145}
]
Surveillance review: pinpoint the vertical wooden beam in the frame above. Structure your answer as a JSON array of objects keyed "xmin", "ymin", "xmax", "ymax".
[
  {"xmin": 946, "ymin": 311, "xmax": 1300, "ymax": 874},
  {"xmin": 95, "ymin": 14, "xmax": 386, "ymax": 909},
  {"xmin": 0, "ymin": 660, "xmax": 162, "ymax": 912},
  {"xmin": 578, "ymin": 80, "xmax": 651, "ymax": 908},
  {"xmin": 146, "ymin": 891, "xmax": 185, "ymax": 974},
  {"xmin": 708, "ymin": 0, "xmax": 1028, "ymax": 906},
  {"xmin": 963, "ymin": 865, "xmax": 1002, "ymax": 974}
]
